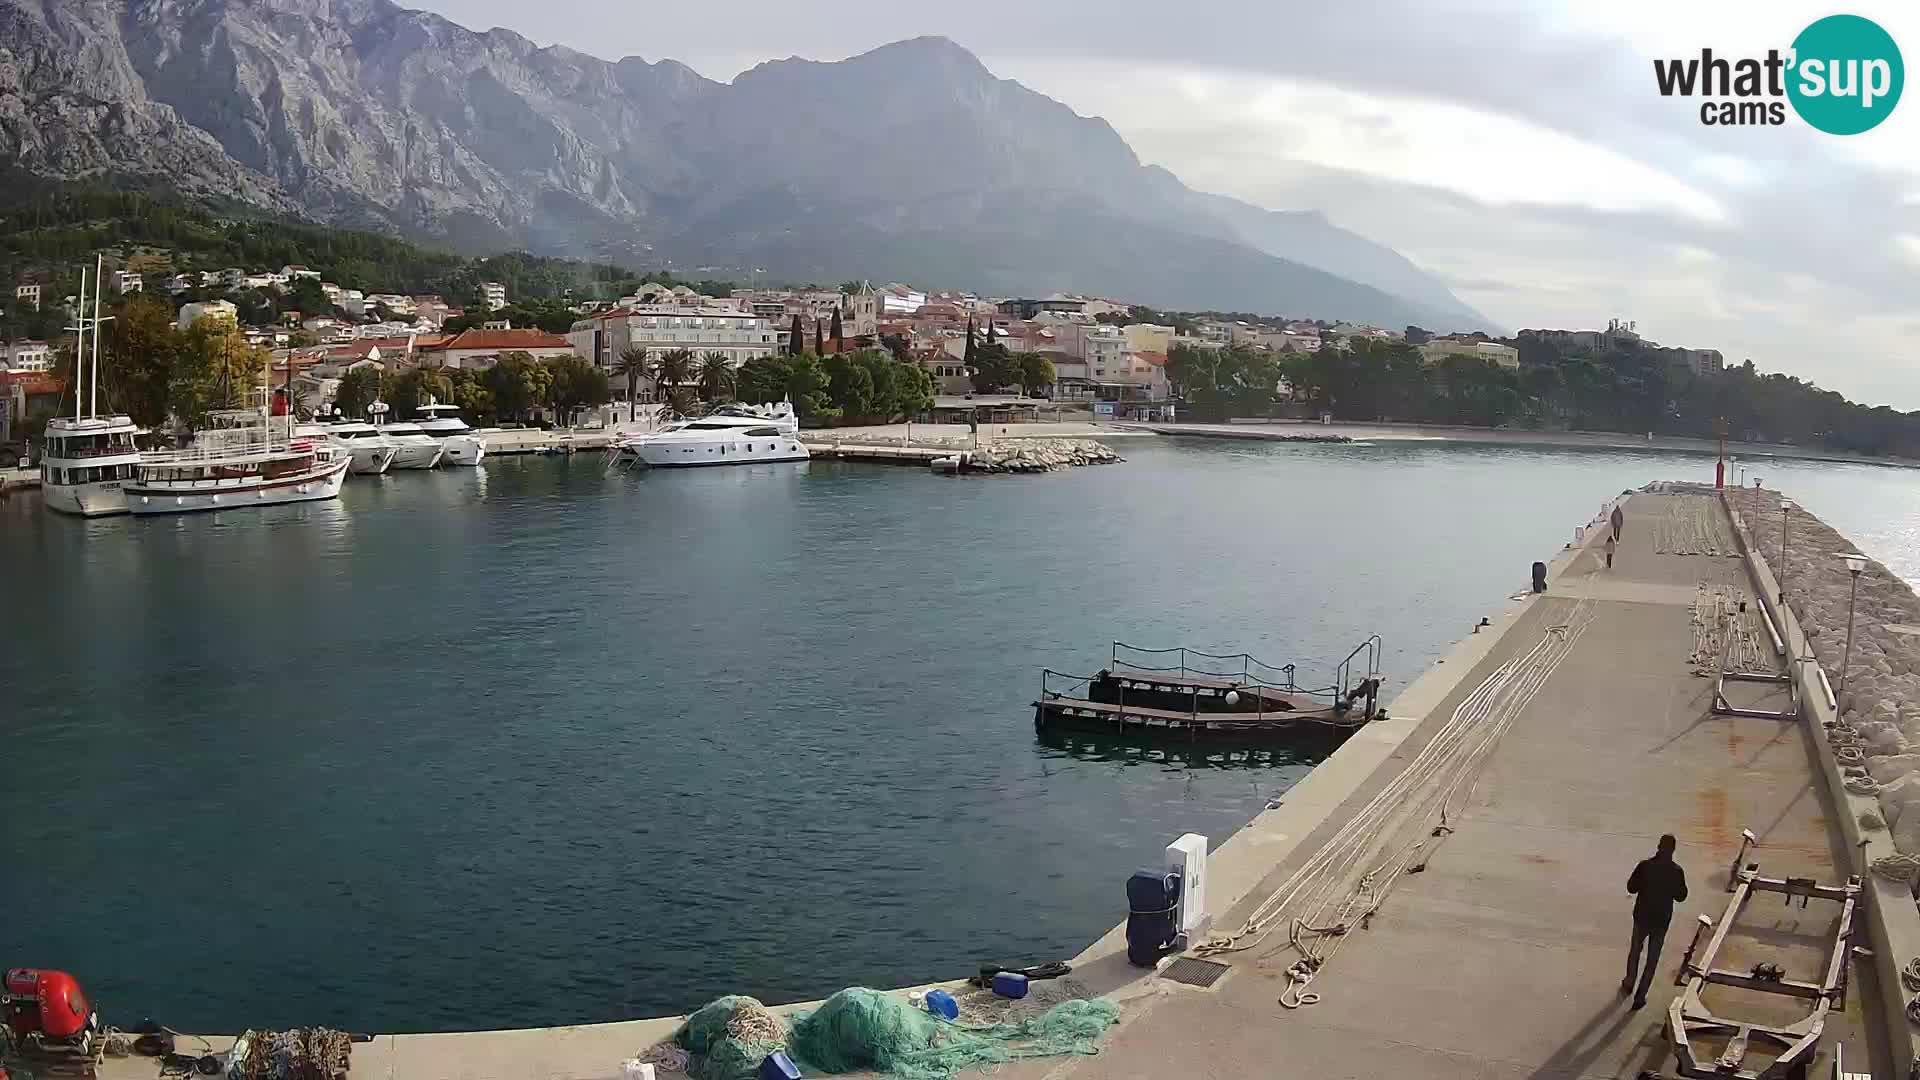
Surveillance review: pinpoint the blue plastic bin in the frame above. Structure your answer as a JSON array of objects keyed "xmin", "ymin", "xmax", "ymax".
[{"xmin": 990, "ymin": 972, "xmax": 1030, "ymax": 999}]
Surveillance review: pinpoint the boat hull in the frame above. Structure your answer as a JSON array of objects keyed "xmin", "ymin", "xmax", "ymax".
[
  {"xmin": 440, "ymin": 437, "xmax": 485, "ymax": 466},
  {"xmin": 348, "ymin": 446, "xmax": 397, "ymax": 475},
  {"xmin": 41, "ymin": 480, "xmax": 130, "ymax": 517},
  {"xmin": 126, "ymin": 458, "xmax": 350, "ymax": 515},
  {"xmin": 623, "ymin": 439, "xmax": 810, "ymax": 468},
  {"xmin": 389, "ymin": 443, "xmax": 444, "ymax": 470}
]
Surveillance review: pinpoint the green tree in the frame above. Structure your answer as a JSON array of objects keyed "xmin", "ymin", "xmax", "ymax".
[
  {"xmin": 968, "ymin": 340, "xmax": 1017, "ymax": 394},
  {"xmin": 545, "ymin": 356, "xmax": 611, "ymax": 421},
  {"xmin": 105, "ymin": 294, "xmax": 182, "ymax": 428},
  {"xmin": 823, "ymin": 353, "xmax": 874, "ymax": 419},
  {"xmin": 1016, "ymin": 352, "xmax": 1055, "ymax": 396},
  {"xmin": 783, "ymin": 354, "xmax": 836, "ymax": 425},
  {"xmin": 829, "ymin": 306, "xmax": 844, "ymax": 346},
  {"xmin": 894, "ymin": 361, "xmax": 935, "ymax": 418},
  {"xmin": 697, "ymin": 351, "xmax": 735, "ymax": 403},
  {"xmin": 654, "ymin": 348, "xmax": 694, "ymax": 399},
  {"xmin": 388, "ymin": 366, "xmax": 450, "ymax": 419},
  {"xmin": 788, "ymin": 315, "xmax": 804, "ymax": 356},
  {"xmin": 483, "ymin": 351, "xmax": 543, "ymax": 423},
  {"xmin": 333, "ymin": 366, "xmax": 384, "ymax": 420},
  {"xmin": 615, "ymin": 346, "xmax": 651, "ymax": 421},
  {"xmin": 170, "ymin": 320, "xmax": 260, "ymax": 430},
  {"xmin": 446, "ymin": 368, "xmax": 495, "ymax": 425},
  {"xmin": 736, "ymin": 355, "xmax": 790, "ymax": 405}
]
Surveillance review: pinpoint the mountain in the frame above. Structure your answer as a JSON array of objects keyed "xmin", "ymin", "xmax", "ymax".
[{"xmin": 0, "ymin": 0, "xmax": 1492, "ymax": 329}]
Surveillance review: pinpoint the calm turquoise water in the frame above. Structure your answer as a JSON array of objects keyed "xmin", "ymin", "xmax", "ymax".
[{"xmin": 0, "ymin": 438, "xmax": 1912, "ymax": 1033}]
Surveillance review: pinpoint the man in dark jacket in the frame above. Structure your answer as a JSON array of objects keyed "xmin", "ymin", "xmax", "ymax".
[{"xmin": 1622, "ymin": 834, "xmax": 1688, "ymax": 1008}]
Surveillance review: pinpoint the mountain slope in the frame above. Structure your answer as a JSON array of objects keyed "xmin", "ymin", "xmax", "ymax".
[{"xmin": 0, "ymin": 0, "xmax": 1490, "ymax": 328}]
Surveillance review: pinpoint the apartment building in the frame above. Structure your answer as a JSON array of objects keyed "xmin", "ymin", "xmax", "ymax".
[{"xmin": 568, "ymin": 305, "xmax": 780, "ymax": 373}]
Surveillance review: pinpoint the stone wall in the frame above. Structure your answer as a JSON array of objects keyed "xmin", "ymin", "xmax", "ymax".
[{"xmin": 1744, "ymin": 488, "xmax": 1920, "ymax": 851}]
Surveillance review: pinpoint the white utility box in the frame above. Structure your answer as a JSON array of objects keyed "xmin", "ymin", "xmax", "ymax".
[{"xmin": 1166, "ymin": 833, "xmax": 1210, "ymax": 938}]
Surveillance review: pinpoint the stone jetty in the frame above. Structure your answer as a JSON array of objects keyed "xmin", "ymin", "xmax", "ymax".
[{"xmin": 964, "ymin": 438, "xmax": 1122, "ymax": 473}]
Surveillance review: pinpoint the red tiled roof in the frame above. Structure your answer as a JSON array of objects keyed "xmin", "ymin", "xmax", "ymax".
[
  {"xmin": 435, "ymin": 329, "xmax": 571, "ymax": 350},
  {"xmin": 1138, "ymin": 351, "xmax": 1169, "ymax": 367}
]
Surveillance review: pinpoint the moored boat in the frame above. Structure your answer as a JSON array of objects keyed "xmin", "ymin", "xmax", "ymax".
[
  {"xmin": 609, "ymin": 402, "xmax": 807, "ymax": 469},
  {"xmin": 41, "ymin": 415, "xmax": 142, "ymax": 517},
  {"xmin": 416, "ymin": 401, "xmax": 485, "ymax": 466},
  {"xmin": 127, "ymin": 410, "xmax": 349, "ymax": 515}
]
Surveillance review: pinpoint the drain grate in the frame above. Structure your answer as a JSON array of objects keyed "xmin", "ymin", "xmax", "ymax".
[{"xmin": 1160, "ymin": 956, "xmax": 1232, "ymax": 988}]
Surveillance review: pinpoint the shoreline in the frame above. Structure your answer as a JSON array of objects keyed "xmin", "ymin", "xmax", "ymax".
[{"xmin": 1124, "ymin": 418, "xmax": 1920, "ymax": 468}]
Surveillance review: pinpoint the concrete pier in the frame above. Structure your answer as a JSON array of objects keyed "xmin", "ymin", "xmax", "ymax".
[{"xmin": 1043, "ymin": 489, "xmax": 1893, "ymax": 1079}]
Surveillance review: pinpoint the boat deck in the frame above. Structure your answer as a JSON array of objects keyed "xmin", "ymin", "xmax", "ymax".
[
  {"xmin": 1034, "ymin": 694, "xmax": 1371, "ymax": 736},
  {"xmin": 1102, "ymin": 664, "xmax": 1325, "ymax": 712}
]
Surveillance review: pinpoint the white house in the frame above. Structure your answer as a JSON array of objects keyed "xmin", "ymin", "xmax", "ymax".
[
  {"xmin": 280, "ymin": 265, "xmax": 322, "ymax": 281},
  {"xmin": 2, "ymin": 340, "xmax": 53, "ymax": 373},
  {"xmin": 178, "ymin": 300, "xmax": 239, "ymax": 331},
  {"xmin": 419, "ymin": 328, "xmax": 573, "ymax": 370},
  {"xmin": 164, "ymin": 274, "xmax": 196, "ymax": 293},
  {"xmin": 1419, "ymin": 337, "xmax": 1520, "ymax": 370},
  {"xmin": 480, "ymin": 282, "xmax": 508, "ymax": 311},
  {"xmin": 14, "ymin": 283, "xmax": 40, "ymax": 311},
  {"xmin": 112, "ymin": 270, "xmax": 143, "ymax": 295}
]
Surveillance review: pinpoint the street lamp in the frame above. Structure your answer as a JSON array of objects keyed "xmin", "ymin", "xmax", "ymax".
[
  {"xmin": 1838, "ymin": 552, "xmax": 1868, "ymax": 702},
  {"xmin": 1778, "ymin": 499, "xmax": 1794, "ymax": 599},
  {"xmin": 1752, "ymin": 477, "xmax": 1762, "ymax": 521}
]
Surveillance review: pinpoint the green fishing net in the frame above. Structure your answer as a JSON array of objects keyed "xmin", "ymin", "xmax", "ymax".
[{"xmin": 670, "ymin": 988, "xmax": 1121, "ymax": 1080}]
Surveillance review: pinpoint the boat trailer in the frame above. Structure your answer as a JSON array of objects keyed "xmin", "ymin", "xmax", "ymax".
[{"xmin": 1665, "ymin": 830, "xmax": 1862, "ymax": 1080}]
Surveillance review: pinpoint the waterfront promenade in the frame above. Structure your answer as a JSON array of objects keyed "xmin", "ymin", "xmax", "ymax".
[{"xmin": 1050, "ymin": 490, "xmax": 1890, "ymax": 1079}]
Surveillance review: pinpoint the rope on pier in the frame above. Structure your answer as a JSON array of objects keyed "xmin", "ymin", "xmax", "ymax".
[
  {"xmin": 1649, "ymin": 494, "xmax": 1739, "ymax": 557},
  {"xmin": 1194, "ymin": 599, "xmax": 1597, "ymax": 1006},
  {"xmin": 1688, "ymin": 585, "xmax": 1768, "ymax": 676}
]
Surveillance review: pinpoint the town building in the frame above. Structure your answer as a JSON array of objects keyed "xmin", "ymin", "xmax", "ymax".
[
  {"xmin": 480, "ymin": 282, "xmax": 507, "ymax": 311},
  {"xmin": 567, "ymin": 306, "xmax": 779, "ymax": 375},
  {"xmin": 112, "ymin": 270, "xmax": 143, "ymax": 295},
  {"xmin": 412, "ymin": 328, "xmax": 572, "ymax": 371},
  {"xmin": 843, "ymin": 283, "xmax": 879, "ymax": 339},
  {"xmin": 997, "ymin": 295, "xmax": 1087, "ymax": 320},
  {"xmin": 178, "ymin": 300, "xmax": 239, "ymax": 331},
  {"xmin": 14, "ymin": 283, "xmax": 41, "ymax": 311},
  {"xmin": 1419, "ymin": 337, "xmax": 1520, "ymax": 370},
  {"xmin": 164, "ymin": 273, "xmax": 196, "ymax": 293},
  {"xmin": 280, "ymin": 265, "xmax": 322, "ymax": 281},
  {"xmin": 1122, "ymin": 324, "xmax": 1174, "ymax": 355},
  {"xmin": 339, "ymin": 290, "xmax": 366, "ymax": 317},
  {"xmin": 2, "ymin": 340, "xmax": 53, "ymax": 373}
]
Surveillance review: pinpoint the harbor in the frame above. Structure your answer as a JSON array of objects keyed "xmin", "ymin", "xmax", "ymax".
[{"xmin": 10, "ymin": 445, "xmax": 1920, "ymax": 1080}]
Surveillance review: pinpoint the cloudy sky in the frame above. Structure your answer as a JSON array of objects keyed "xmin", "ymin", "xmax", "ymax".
[{"xmin": 416, "ymin": 0, "xmax": 1920, "ymax": 408}]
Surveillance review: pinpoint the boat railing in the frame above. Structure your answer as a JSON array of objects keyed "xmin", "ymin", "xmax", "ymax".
[
  {"xmin": 1040, "ymin": 666, "xmax": 1336, "ymax": 724},
  {"xmin": 41, "ymin": 444, "xmax": 139, "ymax": 459},
  {"xmin": 1111, "ymin": 641, "xmax": 1300, "ymax": 688},
  {"xmin": 1333, "ymin": 634, "xmax": 1385, "ymax": 716}
]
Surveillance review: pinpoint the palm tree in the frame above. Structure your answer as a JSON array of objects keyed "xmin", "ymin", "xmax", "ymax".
[
  {"xmin": 615, "ymin": 346, "xmax": 651, "ymax": 422},
  {"xmin": 655, "ymin": 348, "xmax": 695, "ymax": 401},
  {"xmin": 697, "ymin": 352, "xmax": 735, "ymax": 403}
]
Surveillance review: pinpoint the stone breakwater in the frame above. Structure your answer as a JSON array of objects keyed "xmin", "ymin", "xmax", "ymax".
[
  {"xmin": 966, "ymin": 439, "xmax": 1122, "ymax": 472},
  {"xmin": 1741, "ymin": 488, "xmax": 1920, "ymax": 851}
]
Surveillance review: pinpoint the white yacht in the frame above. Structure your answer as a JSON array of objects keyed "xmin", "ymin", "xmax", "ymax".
[
  {"xmin": 610, "ymin": 402, "xmax": 808, "ymax": 469},
  {"xmin": 127, "ymin": 410, "xmax": 349, "ymax": 515},
  {"xmin": 41, "ymin": 414, "xmax": 143, "ymax": 516},
  {"xmin": 301, "ymin": 420, "xmax": 396, "ymax": 475},
  {"xmin": 416, "ymin": 401, "xmax": 486, "ymax": 466},
  {"xmin": 377, "ymin": 422, "xmax": 445, "ymax": 470}
]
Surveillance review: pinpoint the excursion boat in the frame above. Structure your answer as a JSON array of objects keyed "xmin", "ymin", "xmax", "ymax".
[
  {"xmin": 42, "ymin": 256, "xmax": 143, "ymax": 517},
  {"xmin": 126, "ymin": 410, "xmax": 349, "ymax": 515},
  {"xmin": 609, "ymin": 403, "xmax": 808, "ymax": 469},
  {"xmin": 41, "ymin": 414, "xmax": 143, "ymax": 517},
  {"xmin": 415, "ymin": 401, "xmax": 486, "ymax": 466}
]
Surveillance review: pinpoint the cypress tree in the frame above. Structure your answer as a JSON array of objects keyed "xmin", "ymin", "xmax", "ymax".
[
  {"xmin": 789, "ymin": 314, "xmax": 804, "ymax": 356},
  {"xmin": 964, "ymin": 316, "xmax": 976, "ymax": 365},
  {"xmin": 815, "ymin": 321, "xmax": 824, "ymax": 356},
  {"xmin": 830, "ymin": 306, "xmax": 844, "ymax": 344}
]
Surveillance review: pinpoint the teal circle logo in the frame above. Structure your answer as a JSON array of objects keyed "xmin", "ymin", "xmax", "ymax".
[{"xmin": 1788, "ymin": 14, "xmax": 1903, "ymax": 135}]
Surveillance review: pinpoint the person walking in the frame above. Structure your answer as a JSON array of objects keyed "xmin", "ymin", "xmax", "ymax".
[
  {"xmin": 1622, "ymin": 834, "xmax": 1688, "ymax": 1009},
  {"xmin": 1604, "ymin": 534, "xmax": 1617, "ymax": 569},
  {"xmin": 1610, "ymin": 503, "xmax": 1625, "ymax": 541}
]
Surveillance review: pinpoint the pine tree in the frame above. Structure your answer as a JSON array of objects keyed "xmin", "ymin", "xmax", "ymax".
[{"xmin": 789, "ymin": 314, "xmax": 804, "ymax": 356}]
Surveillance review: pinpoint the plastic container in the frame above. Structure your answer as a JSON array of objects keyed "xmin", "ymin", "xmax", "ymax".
[
  {"xmin": 990, "ymin": 972, "xmax": 1030, "ymax": 999},
  {"xmin": 621, "ymin": 1062, "xmax": 656, "ymax": 1080},
  {"xmin": 758, "ymin": 1050, "xmax": 802, "ymax": 1080},
  {"xmin": 923, "ymin": 988, "xmax": 959, "ymax": 1020}
]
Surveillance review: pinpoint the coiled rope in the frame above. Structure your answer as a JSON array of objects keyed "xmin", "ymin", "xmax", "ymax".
[
  {"xmin": 1873, "ymin": 853, "xmax": 1920, "ymax": 884},
  {"xmin": 1195, "ymin": 598, "xmax": 1596, "ymax": 1008}
]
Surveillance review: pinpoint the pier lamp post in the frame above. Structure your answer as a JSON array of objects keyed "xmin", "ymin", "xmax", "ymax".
[
  {"xmin": 1779, "ymin": 499, "xmax": 1794, "ymax": 598},
  {"xmin": 1838, "ymin": 552, "xmax": 1868, "ymax": 701},
  {"xmin": 1752, "ymin": 477, "xmax": 1762, "ymax": 521}
]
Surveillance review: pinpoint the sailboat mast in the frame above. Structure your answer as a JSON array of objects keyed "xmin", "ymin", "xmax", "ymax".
[
  {"xmin": 90, "ymin": 253, "xmax": 103, "ymax": 418},
  {"xmin": 72, "ymin": 265, "xmax": 87, "ymax": 420}
]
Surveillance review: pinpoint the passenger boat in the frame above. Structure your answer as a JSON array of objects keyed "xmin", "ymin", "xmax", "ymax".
[
  {"xmin": 416, "ymin": 401, "xmax": 485, "ymax": 466},
  {"xmin": 126, "ymin": 410, "xmax": 349, "ymax": 515},
  {"xmin": 42, "ymin": 257, "xmax": 144, "ymax": 517},
  {"xmin": 609, "ymin": 402, "xmax": 807, "ymax": 469},
  {"xmin": 328, "ymin": 422, "xmax": 400, "ymax": 475},
  {"xmin": 41, "ymin": 415, "xmax": 143, "ymax": 517}
]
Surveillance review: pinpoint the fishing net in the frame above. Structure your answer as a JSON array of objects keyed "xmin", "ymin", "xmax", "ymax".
[
  {"xmin": 667, "ymin": 987, "xmax": 1121, "ymax": 1080},
  {"xmin": 672, "ymin": 996, "xmax": 789, "ymax": 1080}
]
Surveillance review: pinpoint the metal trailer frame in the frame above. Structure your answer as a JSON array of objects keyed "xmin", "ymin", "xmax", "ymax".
[
  {"xmin": 1711, "ymin": 602, "xmax": 1800, "ymax": 721},
  {"xmin": 1666, "ymin": 832, "xmax": 1862, "ymax": 1080}
]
